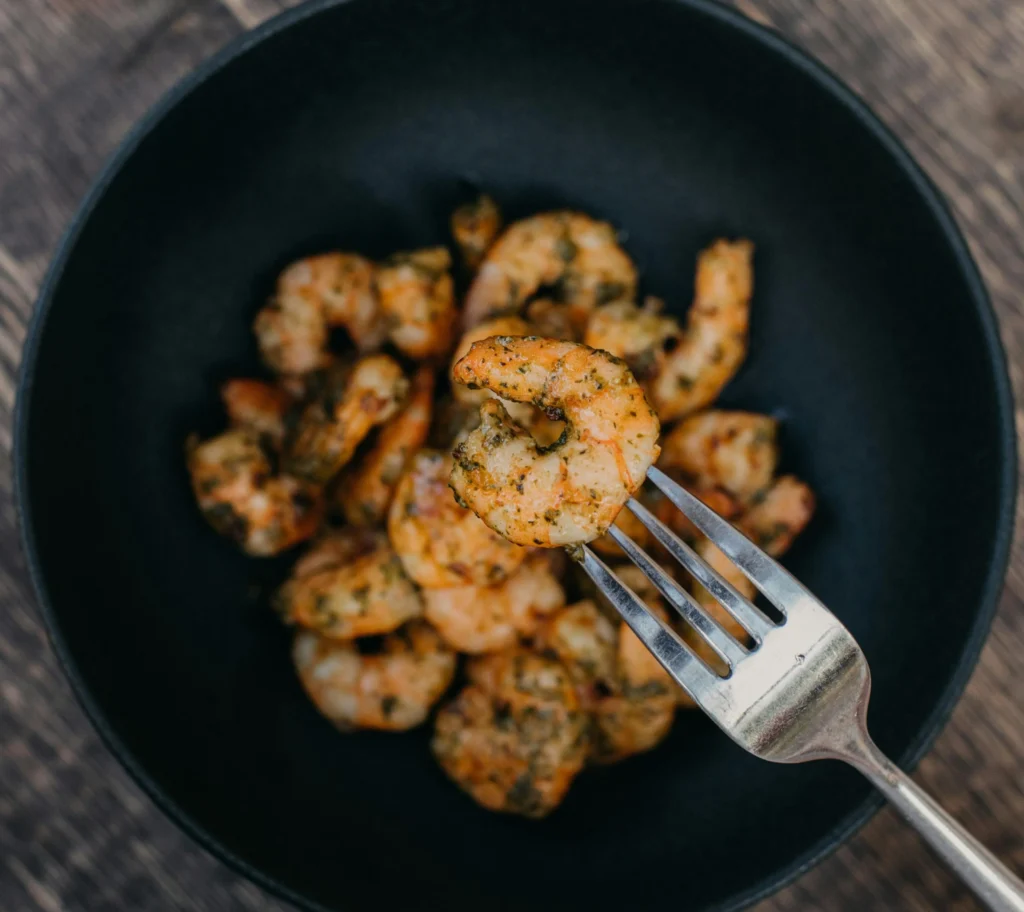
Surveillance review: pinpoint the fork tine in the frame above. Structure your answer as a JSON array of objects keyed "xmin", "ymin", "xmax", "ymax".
[
  {"xmin": 606, "ymin": 524, "xmax": 748, "ymax": 667},
  {"xmin": 646, "ymin": 466, "xmax": 820, "ymax": 618},
  {"xmin": 579, "ymin": 547, "xmax": 721, "ymax": 700},
  {"xmin": 625, "ymin": 495, "xmax": 775, "ymax": 640}
]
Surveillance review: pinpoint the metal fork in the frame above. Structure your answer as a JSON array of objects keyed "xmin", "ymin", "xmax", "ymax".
[{"xmin": 581, "ymin": 465, "xmax": 1024, "ymax": 912}]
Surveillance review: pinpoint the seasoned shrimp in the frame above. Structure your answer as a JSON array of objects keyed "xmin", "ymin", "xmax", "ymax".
[
  {"xmin": 254, "ymin": 253, "xmax": 384, "ymax": 375},
  {"xmin": 277, "ymin": 528, "xmax": 423, "ymax": 639},
  {"xmin": 423, "ymin": 552, "xmax": 566, "ymax": 653},
  {"xmin": 451, "ymin": 194, "xmax": 502, "ymax": 270},
  {"xmin": 294, "ymin": 620, "xmax": 456, "ymax": 731},
  {"xmin": 462, "ymin": 212, "xmax": 637, "ymax": 332},
  {"xmin": 659, "ymin": 411, "xmax": 778, "ymax": 503},
  {"xmin": 450, "ymin": 337, "xmax": 661, "ymax": 547},
  {"xmin": 583, "ymin": 298, "xmax": 681, "ymax": 382},
  {"xmin": 220, "ymin": 378, "xmax": 294, "ymax": 448},
  {"xmin": 739, "ymin": 475, "xmax": 815, "ymax": 555},
  {"xmin": 536, "ymin": 599, "xmax": 675, "ymax": 763},
  {"xmin": 536, "ymin": 599, "xmax": 617, "ymax": 692},
  {"xmin": 335, "ymin": 366, "xmax": 434, "ymax": 525},
  {"xmin": 650, "ymin": 239, "xmax": 754, "ymax": 422},
  {"xmin": 377, "ymin": 247, "xmax": 455, "ymax": 359},
  {"xmin": 286, "ymin": 355, "xmax": 408, "ymax": 484},
  {"xmin": 602, "ymin": 609, "xmax": 678, "ymax": 762},
  {"xmin": 388, "ymin": 449, "xmax": 528, "ymax": 587},
  {"xmin": 187, "ymin": 428, "xmax": 322, "ymax": 556},
  {"xmin": 432, "ymin": 650, "xmax": 587, "ymax": 817}
]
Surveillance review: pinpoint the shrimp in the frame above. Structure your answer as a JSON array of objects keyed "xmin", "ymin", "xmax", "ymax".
[
  {"xmin": 535, "ymin": 599, "xmax": 675, "ymax": 763},
  {"xmin": 602, "ymin": 609, "xmax": 678, "ymax": 762},
  {"xmin": 659, "ymin": 410, "xmax": 778, "ymax": 503},
  {"xmin": 376, "ymin": 247, "xmax": 456, "ymax": 359},
  {"xmin": 293, "ymin": 620, "xmax": 456, "ymax": 732},
  {"xmin": 451, "ymin": 194, "xmax": 502, "ymax": 270},
  {"xmin": 462, "ymin": 212, "xmax": 637, "ymax": 332},
  {"xmin": 220, "ymin": 378, "xmax": 295, "ymax": 448},
  {"xmin": 388, "ymin": 449, "xmax": 528, "ymax": 587},
  {"xmin": 432, "ymin": 649, "xmax": 588, "ymax": 817},
  {"xmin": 423, "ymin": 552, "xmax": 566, "ymax": 653},
  {"xmin": 650, "ymin": 239, "xmax": 754, "ymax": 422},
  {"xmin": 285, "ymin": 355, "xmax": 409, "ymax": 484},
  {"xmin": 450, "ymin": 337, "xmax": 661, "ymax": 547},
  {"xmin": 335, "ymin": 366, "xmax": 435, "ymax": 525},
  {"xmin": 254, "ymin": 253, "xmax": 384, "ymax": 375},
  {"xmin": 536, "ymin": 599, "xmax": 617, "ymax": 691},
  {"xmin": 583, "ymin": 297, "xmax": 681, "ymax": 382},
  {"xmin": 187, "ymin": 428, "xmax": 322, "ymax": 557},
  {"xmin": 739, "ymin": 475, "xmax": 815, "ymax": 555},
  {"xmin": 277, "ymin": 528, "xmax": 423, "ymax": 639}
]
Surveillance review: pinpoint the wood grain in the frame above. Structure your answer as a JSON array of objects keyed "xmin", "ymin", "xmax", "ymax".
[{"xmin": 0, "ymin": 1, "xmax": 1021, "ymax": 910}]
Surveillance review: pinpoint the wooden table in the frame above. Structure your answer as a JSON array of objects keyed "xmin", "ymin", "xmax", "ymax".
[{"xmin": 1, "ymin": 1, "xmax": 1021, "ymax": 909}]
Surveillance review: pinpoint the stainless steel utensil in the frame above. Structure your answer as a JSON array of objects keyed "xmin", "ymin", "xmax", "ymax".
[{"xmin": 580, "ymin": 465, "xmax": 1024, "ymax": 912}]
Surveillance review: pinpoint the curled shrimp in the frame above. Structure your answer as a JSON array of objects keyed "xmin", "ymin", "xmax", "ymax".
[
  {"xmin": 583, "ymin": 297, "xmax": 681, "ymax": 382},
  {"xmin": 536, "ymin": 599, "xmax": 676, "ymax": 763},
  {"xmin": 286, "ymin": 355, "xmax": 409, "ymax": 484},
  {"xmin": 220, "ymin": 378, "xmax": 295, "ymax": 448},
  {"xmin": 254, "ymin": 253, "xmax": 384, "ymax": 375},
  {"xmin": 659, "ymin": 410, "xmax": 778, "ymax": 503},
  {"xmin": 335, "ymin": 366, "xmax": 435, "ymax": 526},
  {"xmin": 450, "ymin": 337, "xmax": 661, "ymax": 547},
  {"xmin": 650, "ymin": 239, "xmax": 754, "ymax": 422},
  {"xmin": 376, "ymin": 247, "xmax": 455, "ymax": 359},
  {"xmin": 277, "ymin": 528, "xmax": 423, "ymax": 639},
  {"xmin": 432, "ymin": 649, "xmax": 587, "ymax": 817},
  {"xmin": 293, "ymin": 620, "xmax": 456, "ymax": 732},
  {"xmin": 423, "ymin": 552, "xmax": 566, "ymax": 654},
  {"xmin": 462, "ymin": 212, "xmax": 637, "ymax": 332},
  {"xmin": 451, "ymin": 194, "xmax": 502, "ymax": 270},
  {"xmin": 388, "ymin": 449, "xmax": 528, "ymax": 588},
  {"xmin": 187, "ymin": 428, "xmax": 322, "ymax": 557}
]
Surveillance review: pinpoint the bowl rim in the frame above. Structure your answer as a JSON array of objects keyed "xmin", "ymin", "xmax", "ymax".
[{"xmin": 13, "ymin": 1, "xmax": 1017, "ymax": 910}]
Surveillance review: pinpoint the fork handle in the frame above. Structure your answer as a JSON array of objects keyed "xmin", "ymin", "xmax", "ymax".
[{"xmin": 848, "ymin": 746, "xmax": 1024, "ymax": 911}]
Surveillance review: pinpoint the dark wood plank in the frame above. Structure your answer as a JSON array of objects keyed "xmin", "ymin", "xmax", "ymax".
[{"xmin": 0, "ymin": 1, "xmax": 1020, "ymax": 910}]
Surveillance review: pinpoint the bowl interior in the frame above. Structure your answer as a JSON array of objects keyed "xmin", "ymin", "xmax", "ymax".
[{"xmin": 18, "ymin": 0, "xmax": 1012, "ymax": 910}]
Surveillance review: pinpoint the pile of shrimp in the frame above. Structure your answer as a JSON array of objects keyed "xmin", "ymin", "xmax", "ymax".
[{"xmin": 186, "ymin": 193, "xmax": 815, "ymax": 818}]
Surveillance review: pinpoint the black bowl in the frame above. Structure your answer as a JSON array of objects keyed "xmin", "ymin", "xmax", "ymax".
[{"xmin": 15, "ymin": 0, "xmax": 1015, "ymax": 910}]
